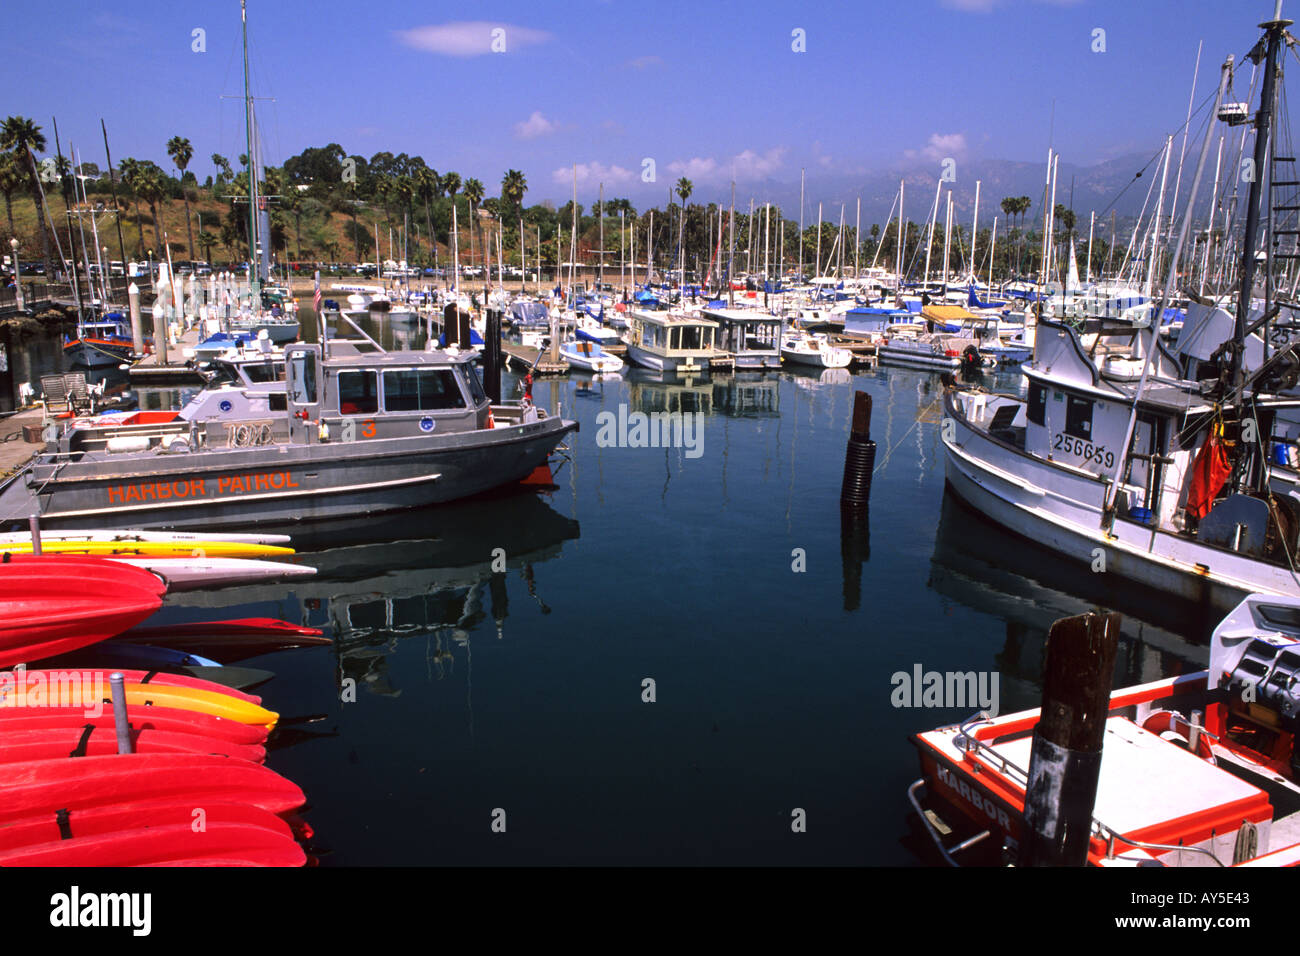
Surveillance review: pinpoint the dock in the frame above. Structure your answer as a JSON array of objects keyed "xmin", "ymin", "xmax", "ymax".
[
  {"xmin": 0, "ymin": 407, "xmax": 49, "ymax": 478},
  {"xmin": 502, "ymin": 343, "xmax": 569, "ymax": 376},
  {"xmin": 128, "ymin": 323, "xmax": 207, "ymax": 384}
]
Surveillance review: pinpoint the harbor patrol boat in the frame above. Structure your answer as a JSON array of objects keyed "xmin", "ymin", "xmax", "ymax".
[{"xmin": 0, "ymin": 337, "xmax": 576, "ymax": 531}]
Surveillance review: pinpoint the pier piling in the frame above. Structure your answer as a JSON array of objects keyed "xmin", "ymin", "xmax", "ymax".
[
  {"xmin": 840, "ymin": 391, "xmax": 876, "ymax": 506},
  {"xmin": 1018, "ymin": 610, "xmax": 1120, "ymax": 867},
  {"xmin": 484, "ymin": 308, "xmax": 503, "ymax": 403}
]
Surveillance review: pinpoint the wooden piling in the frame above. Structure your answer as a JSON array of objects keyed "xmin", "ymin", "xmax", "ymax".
[{"xmin": 1018, "ymin": 610, "xmax": 1120, "ymax": 867}]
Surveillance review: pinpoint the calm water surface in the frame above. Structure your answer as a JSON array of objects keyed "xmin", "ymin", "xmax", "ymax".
[{"xmin": 28, "ymin": 323, "xmax": 1214, "ymax": 865}]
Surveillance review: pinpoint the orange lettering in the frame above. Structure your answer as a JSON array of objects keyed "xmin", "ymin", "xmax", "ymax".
[
  {"xmin": 124, "ymin": 486, "xmax": 141, "ymax": 502},
  {"xmin": 140, "ymin": 483, "xmax": 156, "ymax": 501},
  {"xmin": 362, "ymin": 421, "xmax": 376, "ymax": 439},
  {"xmin": 108, "ymin": 486, "xmax": 124, "ymax": 504},
  {"xmin": 254, "ymin": 474, "xmax": 269, "ymax": 491},
  {"xmin": 157, "ymin": 482, "xmax": 171, "ymax": 499},
  {"xmin": 270, "ymin": 473, "xmax": 285, "ymax": 489},
  {"xmin": 286, "ymin": 473, "xmax": 299, "ymax": 488},
  {"xmin": 217, "ymin": 477, "xmax": 232, "ymax": 493},
  {"xmin": 191, "ymin": 479, "xmax": 205, "ymax": 496},
  {"xmin": 171, "ymin": 481, "xmax": 187, "ymax": 498}
]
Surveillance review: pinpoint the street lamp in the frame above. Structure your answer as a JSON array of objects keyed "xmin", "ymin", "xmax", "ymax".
[{"xmin": 10, "ymin": 238, "xmax": 22, "ymax": 311}]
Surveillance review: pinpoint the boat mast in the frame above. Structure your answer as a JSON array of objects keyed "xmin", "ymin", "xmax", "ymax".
[
  {"xmin": 797, "ymin": 168, "xmax": 804, "ymax": 279},
  {"xmin": 241, "ymin": 0, "xmax": 259, "ymax": 303},
  {"xmin": 924, "ymin": 179, "xmax": 941, "ymax": 286},
  {"xmin": 1233, "ymin": 3, "xmax": 1290, "ymax": 398},
  {"xmin": 970, "ymin": 179, "xmax": 981, "ymax": 284}
]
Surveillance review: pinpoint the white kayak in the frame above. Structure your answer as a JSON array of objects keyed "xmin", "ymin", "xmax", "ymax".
[
  {"xmin": 111, "ymin": 557, "xmax": 316, "ymax": 591},
  {"xmin": 0, "ymin": 528, "xmax": 293, "ymax": 547}
]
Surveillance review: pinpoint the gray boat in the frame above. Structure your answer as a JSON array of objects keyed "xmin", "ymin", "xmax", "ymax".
[{"xmin": 0, "ymin": 336, "xmax": 577, "ymax": 531}]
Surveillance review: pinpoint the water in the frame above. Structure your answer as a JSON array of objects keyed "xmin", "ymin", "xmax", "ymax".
[{"xmin": 100, "ymin": 356, "xmax": 1213, "ymax": 866}]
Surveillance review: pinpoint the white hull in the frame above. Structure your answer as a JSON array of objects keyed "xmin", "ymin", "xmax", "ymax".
[
  {"xmin": 110, "ymin": 556, "xmax": 316, "ymax": 591},
  {"xmin": 943, "ymin": 396, "xmax": 1299, "ymax": 613},
  {"xmin": 623, "ymin": 343, "xmax": 706, "ymax": 374},
  {"xmin": 0, "ymin": 528, "xmax": 293, "ymax": 546},
  {"xmin": 878, "ymin": 344, "xmax": 962, "ymax": 369}
]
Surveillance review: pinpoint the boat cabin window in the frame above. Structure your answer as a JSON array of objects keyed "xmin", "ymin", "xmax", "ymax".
[
  {"xmin": 465, "ymin": 365, "xmax": 488, "ymax": 406},
  {"xmin": 243, "ymin": 362, "xmax": 284, "ymax": 384},
  {"xmin": 1065, "ymin": 395, "xmax": 1093, "ymax": 440},
  {"xmin": 338, "ymin": 370, "xmax": 379, "ymax": 415},
  {"xmin": 288, "ymin": 352, "xmax": 318, "ymax": 405},
  {"xmin": 383, "ymin": 368, "xmax": 467, "ymax": 411},
  {"xmin": 1028, "ymin": 382, "xmax": 1046, "ymax": 426}
]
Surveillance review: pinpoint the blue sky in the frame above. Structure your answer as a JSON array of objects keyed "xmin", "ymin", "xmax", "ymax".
[{"xmin": 2, "ymin": 0, "xmax": 1279, "ymax": 207}]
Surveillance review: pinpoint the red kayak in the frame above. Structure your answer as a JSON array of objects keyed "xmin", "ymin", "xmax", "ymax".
[
  {"xmin": 0, "ymin": 557, "xmax": 166, "ymax": 667},
  {"xmin": 0, "ymin": 804, "xmax": 304, "ymax": 866},
  {"xmin": 0, "ymin": 706, "xmax": 269, "ymax": 746},
  {"xmin": 115, "ymin": 618, "xmax": 326, "ymax": 643},
  {"xmin": 5, "ymin": 668, "xmax": 262, "ymax": 706},
  {"xmin": 0, "ymin": 725, "xmax": 265, "ymax": 764},
  {"xmin": 0, "ymin": 754, "xmax": 305, "ymax": 824}
]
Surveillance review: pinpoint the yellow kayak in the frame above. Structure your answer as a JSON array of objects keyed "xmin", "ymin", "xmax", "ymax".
[
  {"xmin": 0, "ymin": 541, "xmax": 294, "ymax": 559},
  {"xmin": 2, "ymin": 679, "xmax": 278, "ymax": 730}
]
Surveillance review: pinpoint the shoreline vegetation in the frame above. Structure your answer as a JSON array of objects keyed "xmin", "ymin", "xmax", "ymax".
[{"xmin": 0, "ymin": 117, "xmax": 1109, "ymax": 287}]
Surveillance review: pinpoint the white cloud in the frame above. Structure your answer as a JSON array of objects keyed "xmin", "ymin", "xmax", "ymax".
[
  {"xmin": 552, "ymin": 162, "xmax": 636, "ymax": 187},
  {"xmin": 667, "ymin": 147, "xmax": 787, "ymax": 183},
  {"xmin": 907, "ymin": 132, "xmax": 968, "ymax": 163},
  {"xmin": 667, "ymin": 157, "xmax": 719, "ymax": 179},
  {"xmin": 397, "ymin": 21, "xmax": 551, "ymax": 57},
  {"xmin": 514, "ymin": 111, "xmax": 558, "ymax": 140}
]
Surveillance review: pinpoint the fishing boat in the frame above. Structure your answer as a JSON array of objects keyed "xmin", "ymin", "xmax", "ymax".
[
  {"xmin": 0, "ymin": 326, "xmax": 576, "ymax": 531},
  {"xmin": 780, "ymin": 330, "xmax": 851, "ymax": 369},
  {"xmin": 63, "ymin": 313, "xmax": 135, "ymax": 368},
  {"xmin": 909, "ymin": 593, "xmax": 1300, "ymax": 867},
  {"xmin": 622, "ymin": 309, "xmax": 719, "ymax": 375},
  {"xmin": 559, "ymin": 338, "xmax": 624, "ymax": 373}
]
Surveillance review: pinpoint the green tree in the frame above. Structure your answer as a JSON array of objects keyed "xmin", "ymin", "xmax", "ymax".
[
  {"xmin": 0, "ymin": 152, "xmax": 24, "ymax": 241},
  {"xmin": 0, "ymin": 116, "xmax": 55, "ymax": 279},
  {"xmin": 167, "ymin": 136, "xmax": 195, "ymax": 259}
]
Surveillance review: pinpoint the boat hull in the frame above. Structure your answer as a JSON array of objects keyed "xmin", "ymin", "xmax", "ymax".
[
  {"xmin": 0, "ymin": 417, "xmax": 577, "ymax": 532},
  {"xmin": 941, "ymin": 391, "xmax": 1297, "ymax": 614},
  {"xmin": 623, "ymin": 343, "xmax": 706, "ymax": 374}
]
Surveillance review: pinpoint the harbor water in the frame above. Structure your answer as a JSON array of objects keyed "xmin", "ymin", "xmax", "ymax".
[{"xmin": 99, "ymin": 349, "xmax": 1212, "ymax": 865}]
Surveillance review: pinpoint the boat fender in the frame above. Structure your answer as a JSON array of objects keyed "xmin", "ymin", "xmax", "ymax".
[
  {"xmin": 1141, "ymin": 710, "xmax": 1215, "ymax": 763},
  {"xmin": 486, "ymin": 410, "xmax": 495, "ymax": 429},
  {"xmin": 318, "ymin": 420, "xmax": 330, "ymax": 442}
]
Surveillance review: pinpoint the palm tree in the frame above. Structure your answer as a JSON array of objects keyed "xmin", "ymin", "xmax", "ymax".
[
  {"xmin": 0, "ymin": 152, "xmax": 23, "ymax": 241},
  {"xmin": 463, "ymin": 178, "xmax": 484, "ymax": 272},
  {"xmin": 0, "ymin": 116, "xmax": 55, "ymax": 279},
  {"xmin": 117, "ymin": 158, "xmax": 148, "ymax": 256},
  {"xmin": 136, "ymin": 164, "xmax": 167, "ymax": 255},
  {"xmin": 415, "ymin": 166, "xmax": 439, "ymax": 265},
  {"xmin": 211, "ymin": 153, "xmax": 233, "ymax": 186},
  {"xmin": 441, "ymin": 171, "xmax": 461, "ymax": 200},
  {"xmin": 167, "ymin": 136, "xmax": 195, "ymax": 259},
  {"xmin": 501, "ymin": 169, "xmax": 526, "ymax": 219}
]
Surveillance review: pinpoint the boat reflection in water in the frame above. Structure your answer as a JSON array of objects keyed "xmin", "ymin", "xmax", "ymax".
[
  {"xmin": 625, "ymin": 366, "xmax": 714, "ymax": 414},
  {"xmin": 168, "ymin": 489, "xmax": 580, "ymax": 698},
  {"xmin": 711, "ymin": 372, "xmax": 780, "ymax": 418},
  {"xmin": 928, "ymin": 489, "xmax": 1208, "ymax": 712}
]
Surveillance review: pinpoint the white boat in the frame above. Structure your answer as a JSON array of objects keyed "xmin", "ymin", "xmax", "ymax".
[
  {"xmin": 704, "ymin": 307, "xmax": 783, "ymax": 369},
  {"xmin": 942, "ymin": 312, "xmax": 1300, "ymax": 614},
  {"xmin": 877, "ymin": 333, "xmax": 975, "ymax": 369},
  {"xmin": 780, "ymin": 331, "xmax": 851, "ymax": 368},
  {"xmin": 559, "ymin": 339, "xmax": 624, "ymax": 373},
  {"xmin": 111, "ymin": 556, "xmax": 316, "ymax": 591},
  {"xmin": 622, "ymin": 310, "xmax": 719, "ymax": 375}
]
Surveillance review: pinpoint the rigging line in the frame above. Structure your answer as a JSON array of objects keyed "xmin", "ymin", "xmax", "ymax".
[
  {"xmin": 1248, "ymin": 393, "xmax": 1300, "ymax": 590},
  {"xmin": 872, "ymin": 391, "xmax": 943, "ymax": 477},
  {"xmin": 1095, "ymin": 85, "xmax": 1222, "ymax": 221}
]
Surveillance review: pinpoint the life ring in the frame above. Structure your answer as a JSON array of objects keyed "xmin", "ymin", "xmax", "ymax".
[{"xmin": 1142, "ymin": 710, "xmax": 1215, "ymax": 763}]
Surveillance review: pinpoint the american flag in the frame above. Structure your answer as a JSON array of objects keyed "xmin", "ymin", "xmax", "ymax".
[{"xmin": 313, "ymin": 270, "xmax": 321, "ymax": 313}]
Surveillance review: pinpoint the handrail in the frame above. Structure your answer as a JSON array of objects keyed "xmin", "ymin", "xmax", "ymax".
[{"xmin": 948, "ymin": 710, "xmax": 1229, "ymax": 867}]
